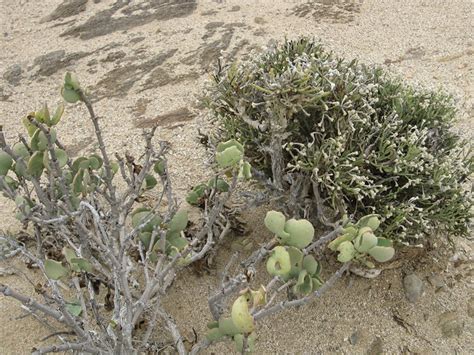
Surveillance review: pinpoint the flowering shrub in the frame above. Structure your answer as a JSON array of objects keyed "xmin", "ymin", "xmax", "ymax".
[{"xmin": 206, "ymin": 38, "xmax": 473, "ymax": 244}]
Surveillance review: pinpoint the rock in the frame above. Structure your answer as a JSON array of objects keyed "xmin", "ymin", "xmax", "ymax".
[
  {"xmin": 468, "ymin": 297, "xmax": 474, "ymax": 318},
  {"xmin": 349, "ymin": 330, "xmax": 360, "ymax": 345},
  {"xmin": 403, "ymin": 273, "xmax": 424, "ymax": 303},
  {"xmin": 3, "ymin": 64, "xmax": 23, "ymax": 85},
  {"xmin": 367, "ymin": 337, "xmax": 383, "ymax": 355},
  {"xmin": 438, "ymin": 311, "xmax": 464, "ymax": 338},
  {"xmin": 428, "ymin": 275, "xmax": 446, "ymax": 293}
]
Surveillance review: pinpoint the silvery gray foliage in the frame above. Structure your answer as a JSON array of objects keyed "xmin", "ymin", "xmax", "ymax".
[{"xmin": 205, "ymin": 37, "xmax": 473, "ymax": 244}]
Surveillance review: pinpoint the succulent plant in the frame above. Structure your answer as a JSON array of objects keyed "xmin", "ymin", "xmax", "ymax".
[
  {"xmin": 153, "ymin": 160, "xmax": 165, "ymax": 175},
  {"xmin": 27, "ymin": 151, "xmax": 45, "ymax": 177},
  {"xmin": 208, "ymin": 37, "xmax": 473, "ymax": 245},
  {"xmin": 234, "ymin": 333, "xmax": 256, "ymax": 353},
  {"xmin": 44, "ymin": 259, "xmax": 69, "ymax": 280},
  {"xmin": 329, "ymin": 215, "xmax": 395, "ymax": 264},
  {"xmin": 231, "ymin": 294, "xmax": 254, "ymax": 334},
  {"xmin": 169, "ymin": 209, "xmax": 188, "ymax": 232},
  {"xmin": 266, "ymin": 246, "xmax": 291, "ymax": 276},
  {"xmin": 0, "ymin": 151, "xmax": 13, "ymax": 176},
  {"xmin": 62, "ymin": 72, "xmax": 81, "ymax": 103},
  {"xmin": 131, "ymin": 208, "xmax": 162, "ymax": 233},
  {"xmin": 216, "ymin": 139, "xmax": 244, "ymax": 169},
  {"xmin": 263, "ymin": 210, "xmax": 314, "ymax": 249}
]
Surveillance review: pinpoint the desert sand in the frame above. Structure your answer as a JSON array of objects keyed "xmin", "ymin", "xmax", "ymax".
[{"xmin": 0, "ymin": 0, "xmax": 473, "ymax": 354}]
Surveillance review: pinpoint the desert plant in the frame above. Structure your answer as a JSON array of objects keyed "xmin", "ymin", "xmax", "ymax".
[
  {"xmin": 0, "ymin": 73, "xmax": 252, "ymax": 354},
  {"xmin": 205, "ymin": 37, "xmax": 473, "ymax": 245},
  {"xmin": 0, "ymin": 72, "xmax": 398, "ymax": 354}
]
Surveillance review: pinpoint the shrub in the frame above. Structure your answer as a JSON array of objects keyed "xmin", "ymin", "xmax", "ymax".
[
  {"xmin": 205, "ymin": 38, "xmax": 473, "ymax": 244},
  {"xmin": 0, "ymin": 72, "xmax": 395, "ymax": 354}
]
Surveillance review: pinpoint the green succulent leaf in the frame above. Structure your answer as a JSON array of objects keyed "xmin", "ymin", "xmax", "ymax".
[
  {"xmin": 27, "ymin": 151, "xmax": 44, "ymax": 177},
  {"xmin": 62, "ymin": 87, "xmax": 80, "ymax": 103},
  {"xmin": 88, "ymin": 155, "xmax": 103, "ymax": 170},
  {"xmin": 50, "ymin": 103, "xmax": 65, "ymax": 126},
  {"xmin": 12, "ymin": 142, "xmax": 30, "ymax": 160},
  {"xmin": 231, "ymin": 295, "xmax": 254, "ymax": 333},
  {"xmin": 70, "ymin": 258, "xmax": 93, "ymax": 273},
  {"xmin": 264, "ymin": 210, "xmax": 286, "ymax": 236},
  {"xmin": 64, "ymin": 72, "xmax": 81, "ymax": 90},
  {"xmin": 216, "ymin": 145, "xmax": 244, "ymax": 168},
  {"xmin": 356, "ymin": 214, "xmax": 381, "ymax": 231},
  {"xmin": 302, "ymin": 255, "xmax": 318, "ymax": 275},
  {"xmin": 336, "ymin": 241, "xmax": 356, "ymax": 263},
  {"xmin": 0, "ymin": 151, "xmax": 13, "ymax": 176},
  {"xmin": 65, "ymin": 302, "xmax": 82, "ymax": 317},
  {"xmin": 283, "ymin": 218, "xmax": 315, "ymax": 249},
  {"xmin": 238, "ymin": 161, "xmax": 252, "ymax": 180},
  {"xmin": 294, "ymin": 269, "xmax": 313, "ymax": 295},
  {"xmin": 234, "ymin": 333, "xmax": 256, "ymax": 353},
  {"xmin": 287, "ymin": 246, "xmax": 304, "ymax": 279},
  {"xmin": 206, "ymin": 328, "xmax": 225, "ymax": 342},
  {"xmin": 216, "ymin": 139, "xmax": 244, "ymax": 154},
  {"xmin": 218, "ymin": 317, "xmax": 241, "ymax": 336},
  {"xmin": 22, "ymin": 115, "xmax": 38, "ymax": 137},
  {"xmin": 154, "ymin": 160, "xmax": 165, "ymax": 175},
  {"xmin": 353, "ymin": 229, "xmax": 378, "ymax": 253},
  {"xmin": 166, "ymin": 231, "xmax": 188, "ymax": 251},
  {"xmin": 142, "ymin": 174, "xmax": 158, "ymax": 190},
  {"xmin": 208, "ymin": 178, "xmax": 230, "ymax": 192},
  {"xmin": 266, "ymin": 246, "xmax": 291, "ymax": 276},
  {"xmin": 132, "ymin": 210, "xmax": 161, "ymax": 233},
  {"xmin": 327, "ymin": 232, "xmax": 355, "ymax": 251},
  {"xmin": 368, "ymin": 238, "xmax": 395, "ymax": 262},
  {"xmin": 44, "ymin": 259, "xmax": 68, "ymax": 280},
  {"xmin": 169, "ymin": 210, "xmax": 188, "ymax": 232}
]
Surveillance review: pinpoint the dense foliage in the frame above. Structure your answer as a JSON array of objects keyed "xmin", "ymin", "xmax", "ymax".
[{"xmin": 206, "ymin": 38, "xmax": 473, "ymax": 244}]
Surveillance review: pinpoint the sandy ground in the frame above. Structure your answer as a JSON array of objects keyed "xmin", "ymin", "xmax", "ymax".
[{"xmin": 0, "ymin": 0, "xmax": 473, "ymax": 353}]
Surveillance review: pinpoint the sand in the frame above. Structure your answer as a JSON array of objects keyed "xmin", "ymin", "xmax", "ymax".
[{"xmin": 0, "ymin": 0, "xmax": 473, "ymax": 353}]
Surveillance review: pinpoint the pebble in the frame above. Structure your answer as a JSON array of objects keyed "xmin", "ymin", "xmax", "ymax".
[
  {"xmin": 403, "ymin": 273, "xmax": 424, "ymax": 303},
  {"xmin": 367, "ymin": 337, "xmax": 383, "ymax": 355},
  {"xmin": 438, "ymin": 311, "xmax": 464, "ymax": 338}
]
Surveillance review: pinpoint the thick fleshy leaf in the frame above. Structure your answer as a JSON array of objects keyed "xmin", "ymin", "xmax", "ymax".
[
  {"xmin": 208, "ymin": 178, "xmax": 229, "ymax": 192},
  {"xmin": 218, "ymin": 317, "xmax": 241, "ymax": 336},
  {"xmin": 169, "ymin": 210, "xmax": 188, "ymax": 232},
  {"xmin": 70, "ymin": 258, "xmax": 93, "ymax": 273},
  {"xmin": 353, "ymin": 229, "xmax": 378, "ymax": 253},
  {"xmin": 216, "ymin": 139, "xmax": 244, "ymax": 153},
  {"xmin": 264, "ymin": 210, "xmax": 286, "ymax": 236},
  {"xmin": 206, "ymin": 328, "xmax": 225, "ymax": 342},
  {"xmin": 50, "ymin": 103, "xmax": 65, "ymax": 126},
  {"xmin": 0, "ymin": 151, "xmax": 13, "ymax": 176},
  {"xmin": 27, "ymin": 151, "xmax": 44, "ymax": 177},
  {"xmin": 12, "ymin": 142, "xmax": 30, "ymax": 160},
  {"xmin": 283, "ymin": 218, "xmax": 314, "ymax": 249},
  {"xmin": 154, "ymin": 160, "xmax": 165, "ymax": 175},
  {"xmin": 234, "ymin": 333, "xmax": 256, "ymax": 353},
  {"xmin": 231, "ymin": 295, "xmax": 254, "ymax": 333},
  {"xmin": 357, "ymin": 214, "xmax": 380, "ymax": 231},
  {"xmin": 266, "ymin": 246, "xmax": 291, "ymax": 276},
  {"xmin": 142, "ymin": 174, "xmax": 157, "ymax": 190},
  {"xmin": 44, "ymin": 259, "xmax": 68, "ymax": 280},
  {"xmin": 294, "ymin": 269, "xmax": 313, "ymax": 295},
  {"xmin": 302, "ymin": 255, "xmax": 318, "ymax": 275},
  {"xmin": 166, "ymin": 231, "xmax": 188, "ymax": 251},
  {"xmin": 216, "ymin": 146, "xmax": 244, "ymax": 168},
  {"xmin": 336, "ymin": 241, "xmax": 355, "ymax": 263},
  {"xmin": 65, "ymin": 302, "xmax": 82, "ymax": 317}
]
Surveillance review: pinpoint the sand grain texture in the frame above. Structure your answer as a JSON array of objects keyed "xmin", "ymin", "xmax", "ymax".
[{"xmin": 1, "ymin": 0, "xmax": 473, "ymax": 353}]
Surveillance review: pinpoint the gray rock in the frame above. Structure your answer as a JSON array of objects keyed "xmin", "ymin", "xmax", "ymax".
[
  {"xmin": 3, "ymin": 64, "xmax": 23, "ymax": 85},
  {"xmin": 403, "ymin": 273, "xmax": 424, "ymax": 303},
  {"xmin": 367, "ymin": 337, "xmax": 383, "ymax": 355},
  {"xmin": 438, "ymin": 311, "xmax": 464, "ymax": 338}
]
